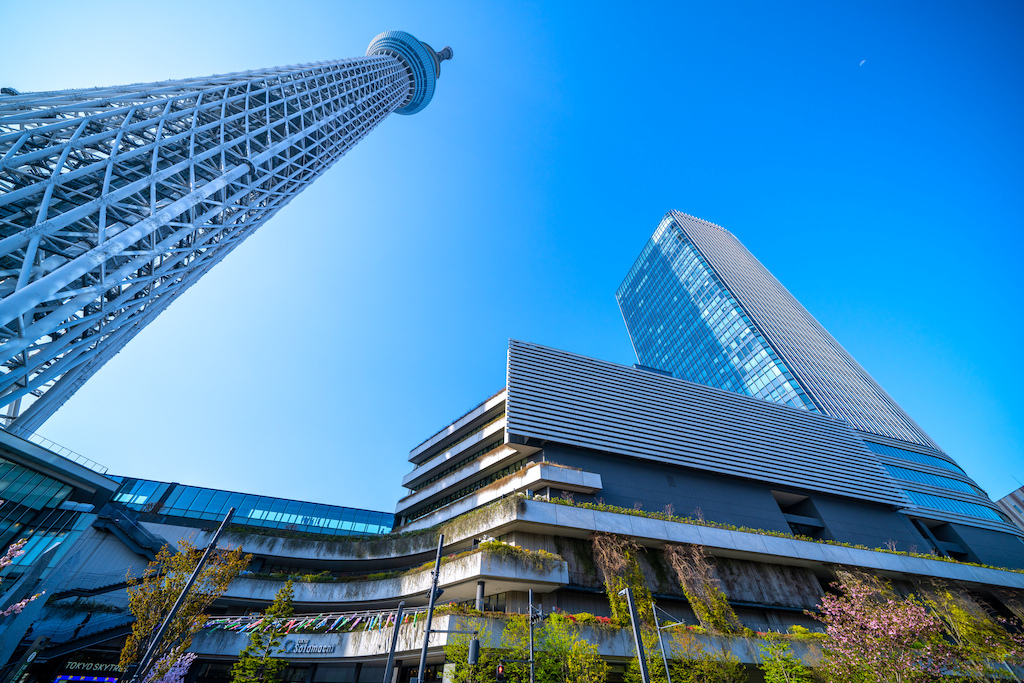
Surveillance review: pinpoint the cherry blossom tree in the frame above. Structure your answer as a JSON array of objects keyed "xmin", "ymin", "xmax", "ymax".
[
  {"xmin": 0, "ymin": 529, "xmax": 46, "ymax": 618},
  {"xmin": 814, "ymin": 571, "xmax": 956, "ymax": 683},
  {"xmin": 145, "ymin": 653, "xmax": 197, "ymax": 683}
]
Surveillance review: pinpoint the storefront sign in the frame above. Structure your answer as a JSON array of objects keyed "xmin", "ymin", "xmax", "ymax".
[
  {"xmin": 282, "ymin": 638, "xmax": 336, "ymax": 654},
  {"xmin": 64, "ymin": 663, "xmax": 125, "ymax": 672}
]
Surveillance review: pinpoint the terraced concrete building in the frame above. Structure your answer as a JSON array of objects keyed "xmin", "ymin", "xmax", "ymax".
[
  {"xmin": 8, "ymin": 336, "xmax": 1024, "ymax": 683},
  {"xmin": 4, "ymin": 213, "xmax": 1023, "ymax": 681}
]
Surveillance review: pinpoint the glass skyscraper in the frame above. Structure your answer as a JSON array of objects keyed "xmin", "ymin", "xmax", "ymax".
[
  {"xmin": 617, "ymin": 210, "xmax": 1010, "ymax": 533},
  {"xmin": 617, "ymin": 216, "xmax": 817, "ymax": 413}
]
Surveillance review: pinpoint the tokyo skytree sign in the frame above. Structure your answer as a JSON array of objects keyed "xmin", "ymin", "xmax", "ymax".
[{"xmin": 0, "ymin": 31, "xmax": 452, "ymax": 433}]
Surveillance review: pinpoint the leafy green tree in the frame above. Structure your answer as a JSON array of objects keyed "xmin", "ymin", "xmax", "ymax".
[
  {"xmin": 121, "ymin": 541, "xmax": 250, "ymax": 682},
  {"xmin": 667, "ymin": 627, "xmax": 746, "ymax": 683},
  {"xmin": 758, "ymin": 636, "xmax": 815, "ymax": 683},
  {"xmin": 495, "ymin": 613, "xmax": 607, "ymax": 683},
  {"xmin": 624, "ymin": 626, "xmax": 672, "ymax": 683},
  {"xmin": 498, "ymin": 614, "xmax": 533, "ymax": 683},
  {"xmin": 231, "ymin": 580, "xmax": 295, "ymax": 683},
  {"xmin": 538, "ymin": 613, "xmax": 607, "ymax": 683},
  {"xmin": 915, "ymin": 580, "xmax": 1024, "ymax": 680},
  {"xmin": 444, "ymin": 618, "xmax": 497, "ymax": 683}
]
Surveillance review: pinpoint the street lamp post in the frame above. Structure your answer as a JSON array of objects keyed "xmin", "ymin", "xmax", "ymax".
[
  {"xmin": 618, "ymin": 586, "xmax": 651, "ymax": 683},
  {"xmin": 415, "ymin": 534, "xmax": 445, "ymax": 683},
  {"xmin": 651, "ymin": 603, "xmax": 674, "ymax": 683}
]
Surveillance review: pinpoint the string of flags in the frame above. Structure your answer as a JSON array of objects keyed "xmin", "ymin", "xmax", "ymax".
[{"xmin": 202, "ymin": 608, "xmax": 428, "ymax": 634}]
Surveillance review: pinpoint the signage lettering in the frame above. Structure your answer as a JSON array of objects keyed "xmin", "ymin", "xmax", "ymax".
[
  {"xmin": 282, "ymin": 639, "xmax": 335, "ymax": 654},
  {"xmin": 65, "ymin": 663, "xmax": 126, "ymax": 672}
]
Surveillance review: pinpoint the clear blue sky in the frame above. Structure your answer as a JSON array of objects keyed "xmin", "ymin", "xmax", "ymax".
[{"xmin": 4, "ymin": 0, "xmax": 1022, "ymax": 511}]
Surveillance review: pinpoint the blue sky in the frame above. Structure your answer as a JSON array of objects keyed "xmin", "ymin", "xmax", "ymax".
[{"xmin": 4, "ymin": 0, "xmax": 1022, "ymax": 511}]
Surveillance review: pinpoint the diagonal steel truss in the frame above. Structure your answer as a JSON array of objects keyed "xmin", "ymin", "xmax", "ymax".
[{"xmin": 0, "ymin": 53, "xmax": 413, "ymax": 433}]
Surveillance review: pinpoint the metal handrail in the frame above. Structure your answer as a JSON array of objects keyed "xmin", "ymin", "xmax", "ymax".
[{"xmin": 8, "ymin": 429, "xmax": 109, "ymax": 474}]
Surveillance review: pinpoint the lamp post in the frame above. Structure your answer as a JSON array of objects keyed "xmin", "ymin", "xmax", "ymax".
[
  {"xmin": 651, "ymin": 603, "xmax": 677, "ymax": 683},
  {"xmin": 415, "ymin": 535, "xmax": 444, "ymax": 683},
  {"xmin": 618, "ymin": 586, "xmax": 651, "ymax": 683},
  {"xmin": 384, "ymin": 602, "xmax": 406, "ymax": 683}
]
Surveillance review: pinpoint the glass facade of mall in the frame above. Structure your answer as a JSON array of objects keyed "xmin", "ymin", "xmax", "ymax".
[
  {"xmin": 0, "ymin": 433, "xmax": 118, "ymax": 589},
  {"xmin": 112, "ymin": 477, "xmax": 394, "ymax": 536}
]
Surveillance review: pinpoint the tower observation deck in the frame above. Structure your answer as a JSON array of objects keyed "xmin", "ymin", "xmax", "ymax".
[{"xmin": 0, "ymin": 31, "xmax": 452, "ymax": 433}]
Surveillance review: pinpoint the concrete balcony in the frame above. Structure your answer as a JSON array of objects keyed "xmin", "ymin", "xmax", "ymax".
[
  {"xmin": 409, "ymin": 391, "xmax": 507, "ymax": 465},
  {"xmin": 398, "ymin": 446, "xmax": 522, "ymax": 512},
  {"xmin": 152, "ymin": 496, "xmax": 1024, "ymax": 596},
  {"xmin": 402, "ymin": 417, "xmax": 508, "ymax": 489},
  {"xmin": 220, "ymin": 546, "xmax": 568, "ymax": 609},
  {"xmin": 190, "ymin": 614, "xmax": 826, "ymax": 669},
  {"xmin": 515, "ymin": 500, "xmax": 1024, "ymax": 591},
  {"xmin": 399, "ymin": 464, "xmax": 603, "ymax": 531}
]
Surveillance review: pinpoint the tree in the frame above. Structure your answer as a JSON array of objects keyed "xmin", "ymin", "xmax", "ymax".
[
  {"xmin": 498, "ymin": 613, "xmax": 533, "ymax": 683},
  {"xmin": 758, "ymin": 636, "xmax": 815, "ymax": 683},
  {"xmin": 146, "ymin": 653, "xmax": 197, "ymax": 683},
  {"xmin": 444, "ymin": 618, "xmax": 496, "ymax": 683},
  {"xmin": 494, "ymin": 612, "xmax": 607, "ymax": 683},
  {"xmin": 916, "ymin": 580, "xmax": 1024, "ymax": 680},
  {"xmin": 231, "ymin": 580, "xmax": 295, "ymax": 683},
  {"xmin": 0, "ymin": 537, "xmax": 45, "ymax": 617},
  {"xmin": 623, "ymin": 623, "xmax": 674, "ymax": 683},
  {"xmin": 667, "ymin": 627, "xmax": 746, "ymax": 683},
  {"xmin": 538, "ymin": 613, "xmax": 607, "ymax": 683},
  {"xmin": 120, "ymin": 540, "xmax": 250, "ymax": 681},
  {"xmin": 814, "ymin": 571, "xmax": 955, "ymax": 683}
]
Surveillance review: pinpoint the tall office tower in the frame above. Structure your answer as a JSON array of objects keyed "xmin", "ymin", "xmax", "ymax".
[
  {"xmin": 0, "ymin": 31, "xmax": 451, "ymax": 433},
  {"xmin": 617, "ymin": 210, "xmax": 1011, "ymax": 540}
]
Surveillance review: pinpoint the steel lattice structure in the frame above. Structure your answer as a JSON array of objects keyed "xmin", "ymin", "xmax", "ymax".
[{"xmin": 0, "ymin": 31, "xmax": 451, "ymax": 433}]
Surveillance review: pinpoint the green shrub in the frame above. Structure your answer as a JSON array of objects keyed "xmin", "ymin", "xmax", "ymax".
[{"xmin": 759, "ymin": 636, "xmax": 815, "ymax": 683}]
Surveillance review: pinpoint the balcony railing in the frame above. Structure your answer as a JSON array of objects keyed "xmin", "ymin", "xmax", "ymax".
[{"xmin": 7, "ymin": 428, "xmax": 109, "ymax": 474}]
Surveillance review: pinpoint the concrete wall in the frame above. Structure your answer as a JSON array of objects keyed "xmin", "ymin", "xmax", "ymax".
[
  {"xmin": 541, "ymin": 444, "xmax": 794, "ymax": 535},
  {"xmin": 948, "ymin": 523, "xmax": 1024, "ymax": 571},
  {"xmin": 222, "ymin": 551, "xmax": 568, "ymax": 606},
  {"xmin": 541, "ymin": 443, "xmax": 930, "ymax": 551}
]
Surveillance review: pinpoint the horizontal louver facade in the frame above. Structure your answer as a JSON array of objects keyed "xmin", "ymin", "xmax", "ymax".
[{"xmin": 506, "ymin": 340, "xmax": 908, "ymax": 507}]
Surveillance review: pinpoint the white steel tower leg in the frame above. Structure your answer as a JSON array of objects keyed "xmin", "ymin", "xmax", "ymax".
[{"xmin": 0, "ymin": 31, "xmax": 451, "ymax": 433}]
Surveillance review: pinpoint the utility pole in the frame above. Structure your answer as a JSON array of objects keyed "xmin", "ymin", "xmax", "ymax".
[
  {"xmin": 415, "ymin": 534, "xmax": 444, "ymax": 683},
  {"xmin": 619, "ymin": 585, "xmax": 651, "ymax": 683},
  {"xmin": 384, "ymin": 602, "xmax": 405, "ymax": 683},
  {"xmin": 529, "ymin": 589, "xmax": 536, "ymax": 683}
]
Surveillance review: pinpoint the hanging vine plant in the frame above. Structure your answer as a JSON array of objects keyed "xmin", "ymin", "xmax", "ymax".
[
  {"xmin": 663, "ymin": 542, "xmax": 743, "ymax": 634},
  {"xmin": 591, "ymin": 532, "xmax": 654, "ymax": 628}
]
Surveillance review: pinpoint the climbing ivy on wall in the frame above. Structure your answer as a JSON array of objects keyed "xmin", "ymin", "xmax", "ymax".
[
  {"xmin": 591, "ymin": 533, "xmax": 654, "ymax": 628},
  {"xmin": 663, "ymin": 543, "xmax": 743, "ymax": 634}
]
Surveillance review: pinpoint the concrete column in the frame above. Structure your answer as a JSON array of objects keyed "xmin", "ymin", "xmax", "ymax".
[{"xmin": 475, "ymin": 580, "xmax": 485, "ymax": 611}]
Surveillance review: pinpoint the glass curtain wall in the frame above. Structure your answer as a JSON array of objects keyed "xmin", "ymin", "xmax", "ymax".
[{"xmin": 112, "ymin": 477, "xmax": 393, "ymax": 536}]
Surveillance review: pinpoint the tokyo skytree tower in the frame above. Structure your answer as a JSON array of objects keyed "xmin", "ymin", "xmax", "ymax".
[{"xmin": 0, "ymin": 31, "xmax": 451, "ymax": 433}]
